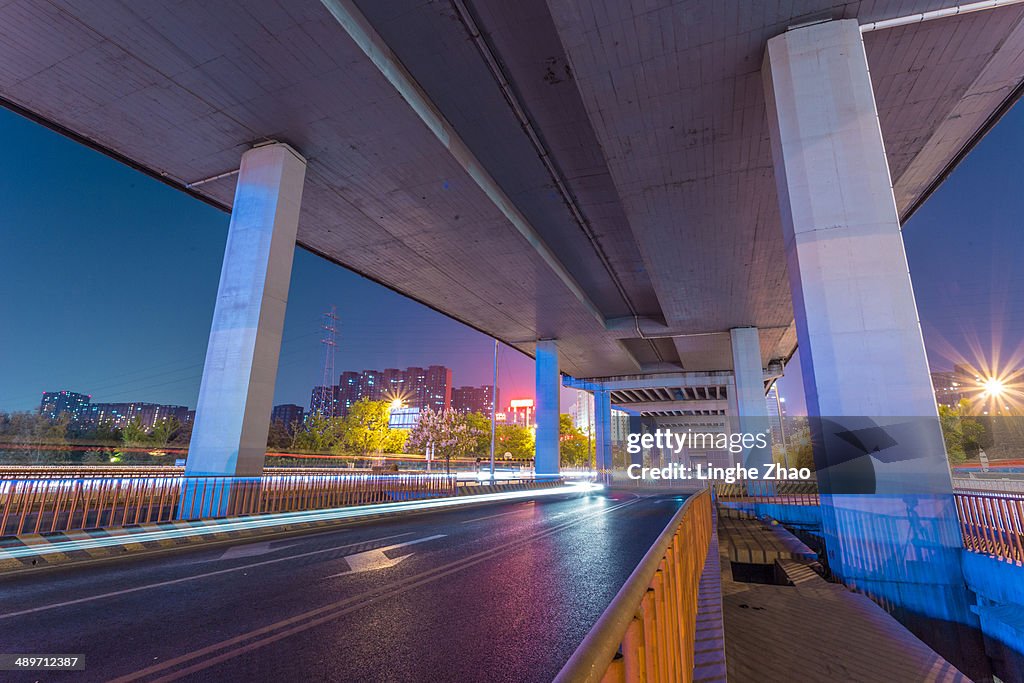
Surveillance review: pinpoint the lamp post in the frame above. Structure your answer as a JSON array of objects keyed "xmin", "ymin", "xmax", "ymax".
[
  {"xmin": 490, "ymin": 338, "xmax": 498, "ymax": 482},
  {"xmin": 387, "ymin": 398, "xmax": 404, "ymax": 470}
]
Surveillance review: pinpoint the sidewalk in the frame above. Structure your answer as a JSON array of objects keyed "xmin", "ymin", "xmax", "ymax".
[{"xmin": 718, "ymin": 510, "xmax": 969, "ymax": 682}]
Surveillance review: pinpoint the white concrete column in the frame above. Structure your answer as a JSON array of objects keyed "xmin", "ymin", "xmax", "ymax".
[
  {"xmin": 764, "ymin": 19, "xmax": 977, "ymax": 658},
  {"xmin": 534, "ymin": 340, "xmax": 560, "ymax": 476},
  {"xmin": 764, "ymin": 21, "xmax": 947, "ymax": 428},
  {"xmin": 725, "ymin": 378, "xmax": 740, "ymax": 468},
  {"xmin": 730, "ymin": 327, "xmax": 771, "ymax": 469},
  {"xmin": 628, "ymin": 415, "xmax": 644, "ymax": 468},
  {"xmin": 186, "ymin": 143, "xmax": 307, "ymax": 487}
]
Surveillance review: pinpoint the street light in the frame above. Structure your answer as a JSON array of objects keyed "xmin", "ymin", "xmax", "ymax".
[{"xmin": 981, "ymin": 377, "xmax": 1006, "ymax": 399}]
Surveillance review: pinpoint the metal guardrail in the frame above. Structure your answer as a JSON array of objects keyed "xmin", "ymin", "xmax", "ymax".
[
  {"xmin": 713, "ymin": 478, "xmax": 1024, "ymax": 565},
  {"xmin": 713, "ymin": 479, "xmax": 819, "ymax": 505},
  {"xmin": 0, "ymin": 473, "xmax": 460, "ymax": 537},
  {"xmin": 0, "ymin": 463, "xmax": 539, "ymax": 479},
  {"xmin": 952, "ymin": 477, "xmax": 1024, "ymax": 495},
  {"xmin": 0, "ymin": 465, "xmax": 448, "ymax": 478},
  {"xmin": 0, "ymin": 465, "xmax": 441, "ymax": 480},
  {"xmin": 955, "ymin": 491, "xmax": 1024, "ymax": 563},
  {"xmin": 554, "ymin": 489, "xmax": 712, "ymax": 683},
  {"xmin": 0, "ymin": 465, "xmax": 187, "ymax": 478}
]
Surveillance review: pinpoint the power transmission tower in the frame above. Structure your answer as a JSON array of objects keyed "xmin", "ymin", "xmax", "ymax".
[{"xmin": 317, "ymin": 306, "xmax": 339, "ymax": 417}]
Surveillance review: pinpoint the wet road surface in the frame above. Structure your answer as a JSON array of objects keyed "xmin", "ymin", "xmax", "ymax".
[{"xmin": 0, "ymin": 491, "xmax": 688, "ymax": 682}]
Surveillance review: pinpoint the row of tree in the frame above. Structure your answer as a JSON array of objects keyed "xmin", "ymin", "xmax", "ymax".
[
  {"xmin": 0, "ymin": 411, "xmax": 193, "ymax": 448},
  {"xmin": 402, "ymin": 409, "xmax": 594, "ymax": 467},
  {"xmin": 268, "ymin": 400, "xmax": 407, "ymax": 455},
  {"xmin": 0, "ymin": 398, "xmax": 995, "ymax": 469},
  {"xmin": 766, "ymin": 402, "xmax": 991, "ymax": 469},
  {"xmin": 267, "ymin": 400, "xmax": 597, "ymax": 467}
]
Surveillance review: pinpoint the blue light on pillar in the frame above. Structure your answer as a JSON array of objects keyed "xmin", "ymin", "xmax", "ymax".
[
  {"xmin": 535, "ymin": 340, "xmax": 560, "ymax": 477},
  {"xmin": 595, "ymin": 390, "xmax": 612, "ymax": 471}
]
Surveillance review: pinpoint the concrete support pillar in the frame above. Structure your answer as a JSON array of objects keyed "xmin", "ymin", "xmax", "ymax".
[
  {"xmin": 184, "ymin": 143, "xmax": 306, "ymax": 514},
  {"xmin": 725, "ymin": 380, "xmax": 740, "ymax": 467},
  {"xmin": 764, "ymin": 20, "xmax": 983, "ymax": 674},
  {"xmin": 592, "ymin": 391, "xmax": 604, "ymax": 471},
  {"xmin": 594, "ymin": 389, "xmax": 613, "ymax": 471},
  {"xmin": 628, "ymin": 414, "xmax": 644, "ymax": 468},
  {"xmin": 730, "ymin": 327, "xmax": 771, "ymax": 470},
  {"xmin": 534, "ymin": 340, "xmax": 560, "ymax": 477}
]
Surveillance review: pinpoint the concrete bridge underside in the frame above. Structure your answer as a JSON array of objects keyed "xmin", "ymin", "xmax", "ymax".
[{"xmin": 2, "ymin": 0, "xmax": 1022, "ymax": 379}]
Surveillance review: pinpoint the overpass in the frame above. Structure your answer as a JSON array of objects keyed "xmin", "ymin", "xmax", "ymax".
[
  {"xmin": 3, "ymin": 0, "xmax": 1024, "ymax": 679},
  {"xmin": 1, "ymin": 0, "xmax": 1019, "ymax": 467},
  {"xmin": 3, "ymin": 0, "xmax": 1020, "ymax": 406}
]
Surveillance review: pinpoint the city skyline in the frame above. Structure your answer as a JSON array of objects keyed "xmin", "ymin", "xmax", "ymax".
[{"xmin": 22, "ymin": 364, "xmax": 538, "ymax": 418}]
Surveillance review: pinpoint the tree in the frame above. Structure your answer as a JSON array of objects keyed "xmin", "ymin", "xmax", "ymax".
[
  {"xmin": 495, "ymin": 423, "xmax": 534, "ymax": 459},
  {"xmin": 0, "ymin": 412, "xmax": 69, "ymax": 463},
  {"xmin": 462, "ymin": 412, "xmax": 492, "ymax": 456},
  {"xmin": 1, "ymin": 412, "xmax": 69, "ymax": 444},
  {"xmin": 149, "ymin": 417, "xmax": 180, "ymax": 447},
  {"xmin": 94, "ymin": 421, "xmax": 122, "ymax": 445},
  {"xmin": 121, "ymin": 418, "xmax": 148, "ymax": 447},
  {"xmin": 267, "ymin": 419, "xmax": 291, "ymax": 450},
  {"xmin": 406, "ymin": 407, "xmax": 482, "ymax": 472},
  {"xmin": 559, "ymin": 414, "xmax": 593, "ymax": 467},
  {"xmin": 383, "ymin": 428, "xmax": 409, "ymax": 454},
  {"xmin": 343, "ymin": 399, "xmax": 394, "ymax": 455},
  {"xmin": 770, "ymin": 426, "xmax": 816, "ymax": 471},
  {"xmin": 170, "ymin": 419, "xmax": 193, "ymax": 447},
  {"xmin": 291, "ymin": 413, "xmax": 345, "ymax": 453},
  {"xmin": 939, "ymin": 400, "xmax": 987, "ymax": 464}
]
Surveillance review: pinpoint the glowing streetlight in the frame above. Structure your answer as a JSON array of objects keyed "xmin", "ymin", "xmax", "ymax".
[
  {"xmin": 389, "ymin": 398, "xmax": 405, "ymax": 412},
  {"xmin": 981, "ymin": 377, "xmax": 1006, "ymax": 399}
]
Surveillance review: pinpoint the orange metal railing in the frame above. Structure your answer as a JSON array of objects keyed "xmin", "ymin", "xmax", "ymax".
[
  {"xmin": 714, "ymin": 480, "xmax": 1024, "ymax": 564},
  {"xmin": 0, "ymin": 465, "xmax": 440, "ymax": 478},
  {"xmin": 554, "ymin": 489, "xmax": 712, "ymax": 683},
  {"xmin": 0, "ymin": 472, "xmax": 460, "ymax": 537},
  {"xmin": 713, "ymin": 479, "xmax": 819, "ymax": 505},
  {"xmin": 0, "ymin": 465, "xmax": 417, "ymax": 480},
  {"xmin": 0, "ymin": 465, "xmax": 185, "ymax": 479},
  {"xmin": 955, "ymin": 491, "xmax": 1024, "ymax": 563}
]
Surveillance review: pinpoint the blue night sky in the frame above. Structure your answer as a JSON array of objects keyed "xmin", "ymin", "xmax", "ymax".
[
  {"xmin": 2, "ymin": 99, "xmax": 1024, "ymax": 416},
  {"xmin": 0, "ymin": 107, "xmax": 538, "ymax": 413}
]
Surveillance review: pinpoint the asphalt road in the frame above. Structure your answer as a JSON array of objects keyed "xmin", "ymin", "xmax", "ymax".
[{"xmin": 0, "ymin": 490, "xmax": 687, "ymax": 683}]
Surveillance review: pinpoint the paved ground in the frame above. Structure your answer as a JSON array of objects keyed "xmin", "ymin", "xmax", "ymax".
[
  {"xmin": 719, "ymin": 519, "xmax": 970, "ymax": 683},
  {"xmin": 0, "ymin": 491, "xmax": 686, "ymax": 682}
]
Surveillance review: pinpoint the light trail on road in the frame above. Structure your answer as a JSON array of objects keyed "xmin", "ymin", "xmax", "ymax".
[{"xmin": 0, "ymin": 481, "xmax": 600, "ymax": 560}]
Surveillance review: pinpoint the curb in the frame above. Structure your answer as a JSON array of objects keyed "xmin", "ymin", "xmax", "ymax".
[{"xmin": 0, "ymin": 480, "xmax": 568, "ymax": 577}]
